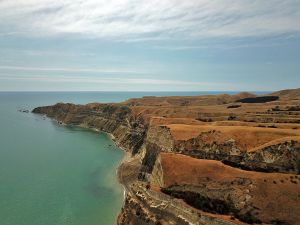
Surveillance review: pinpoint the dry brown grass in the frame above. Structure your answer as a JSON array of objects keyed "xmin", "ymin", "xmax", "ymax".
[
  {"xmin": 160, "ymin": 153, "xmax": 297, "ymax": 185},
  {"xmin": 160, "ymin": 153, "xmax": 300, "ymax": 224},
  {"xmin": 167, "ymin": 124, "xmax": 300, "ymax": 151}
]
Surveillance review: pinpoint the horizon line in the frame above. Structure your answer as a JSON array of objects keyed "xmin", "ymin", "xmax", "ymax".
[{"xmin": 0, "ymin": 90, "xmax": 272, "ymax": 93}]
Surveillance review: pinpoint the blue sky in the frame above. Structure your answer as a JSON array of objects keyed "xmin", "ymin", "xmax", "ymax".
[{"xmin": 0, "ymin": 0, "xmax": 299, "ymax": 91}]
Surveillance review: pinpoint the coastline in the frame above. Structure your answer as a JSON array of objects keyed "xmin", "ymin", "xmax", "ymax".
[
  {"xmin": 51, "ymin": 117, "xmax": 130, "ymax": 225},
  {"xmin": 40, "ymin": 115, "xmax": 128, "ymax": 225},
  {"xmin": 109, "ymin": 133, "xmax": 130, "ymax": 225},
  {"xmin": 76, "ymin": 125, "xmax": 129, "ymax": 225}
]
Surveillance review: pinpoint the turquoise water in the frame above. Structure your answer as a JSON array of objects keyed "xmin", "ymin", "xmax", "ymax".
[
  {"xmin": 0, "ymin": 91, "xmax": 261, "ymax": 225},
  {"xmin": 0, "ymin": 93, "xmax": 127, "ymax": 225}
]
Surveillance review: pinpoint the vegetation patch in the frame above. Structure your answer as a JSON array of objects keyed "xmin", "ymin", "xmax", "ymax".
[
  {"xmin": 161, "ymin": 187, "xmax": 262, "ymax": 224},
  {"xmin": 227, "ymin": 105, "xmax": 241, "ymax": 109},
  {"xmin": 236, "ymin": 96, "xmax": 279, "ymax": 103},
  {"xmin": 270, "ymin": 219, "xmax": 290, "ymax": 225},
  {"xmin": 161, "ymin": 188, "xmax": 236, "ymax": 215}
]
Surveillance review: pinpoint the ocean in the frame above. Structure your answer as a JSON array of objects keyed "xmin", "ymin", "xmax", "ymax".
[{"xmin": 0, "ymin": 91, "xmax": 260, "ymax": 225}]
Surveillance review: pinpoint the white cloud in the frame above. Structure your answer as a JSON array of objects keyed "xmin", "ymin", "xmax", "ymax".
[
  {"xmin": 0, "ymin": 65, "xmax": 140, "ymax": 74},
  {"xmin": 0, "ymin": 74, "xmax": 217, "ymax": 87},
  {"xmin": 0, "ymin": 0, "xmax": 299, "ymax": 40}
]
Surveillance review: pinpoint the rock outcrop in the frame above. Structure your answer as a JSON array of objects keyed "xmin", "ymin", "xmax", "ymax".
[{"xmin": 175, "ymin": 135, "xmax": 300, "ymax": 174}]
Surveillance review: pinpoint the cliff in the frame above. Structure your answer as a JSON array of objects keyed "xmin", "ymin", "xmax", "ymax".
[{"xmin": 33, "ymin": 89, "xmax": 300, "ymax": 225}]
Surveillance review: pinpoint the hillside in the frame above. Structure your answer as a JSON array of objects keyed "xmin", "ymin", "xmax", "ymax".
[{"xmin": 270, "ymin": 88, "xmax": 300, "ymax": 99}]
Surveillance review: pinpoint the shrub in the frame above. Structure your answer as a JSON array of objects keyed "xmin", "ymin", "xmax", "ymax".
[
  {"xmin": 227, "ymin": 105, "xmax": 241, "ymax": 109},
  {"xmin": 237, "ymin": 212, "xmax": 262, "ymax": 224},
  {"xmin": 270, "ymin": 219, "xmax": 289, "ymax": 225}
]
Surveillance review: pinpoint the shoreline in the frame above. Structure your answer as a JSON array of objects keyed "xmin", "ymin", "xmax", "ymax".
[{"xmin": 49, "ymin": 117, "xmax": 130, "ymax": 225}]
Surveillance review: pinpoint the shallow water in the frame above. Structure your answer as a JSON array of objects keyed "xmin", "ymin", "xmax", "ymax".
[{"xmin": 0, "ymin": 91, "xmax": 252, "ymax": 225}]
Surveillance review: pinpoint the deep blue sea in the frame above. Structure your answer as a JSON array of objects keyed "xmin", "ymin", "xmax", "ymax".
[{"xmin": 0, "ymin": 91, "xmax": 265, "ymax": 225}]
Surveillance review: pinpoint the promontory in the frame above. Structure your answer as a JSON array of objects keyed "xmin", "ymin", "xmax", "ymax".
[{"xmin": 33, "ymin": 88, "xmax": 300, "ymax": 225}]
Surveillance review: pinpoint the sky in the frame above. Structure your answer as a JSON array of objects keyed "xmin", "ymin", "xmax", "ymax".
[{"xmin": 0, "ymin": 0, "xmax": 300, "ymax": 91}]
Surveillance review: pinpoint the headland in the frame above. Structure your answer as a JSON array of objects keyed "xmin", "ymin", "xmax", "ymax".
[{"xmin": 33, "ymin": 88, "xmax": 300, "ymax": 225}]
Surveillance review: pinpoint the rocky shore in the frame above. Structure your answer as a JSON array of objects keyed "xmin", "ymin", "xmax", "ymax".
[{"xmin": 33, "ymin": 89, "xmax": 300, "ymax": 225}]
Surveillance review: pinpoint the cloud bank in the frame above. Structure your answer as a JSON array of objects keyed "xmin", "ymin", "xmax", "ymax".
[{"xmin": 0, "ymin": 0, "xmax": 299, "ymax": 40}]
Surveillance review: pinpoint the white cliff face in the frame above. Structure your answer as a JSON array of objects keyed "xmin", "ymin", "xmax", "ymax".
[
  {"xmin": 146, "ymin": 126, "xmax": 174, "ymax": 152},
  {"xmin": 150, "ymin": 155, "xmax": 164, "ymax": 187}
]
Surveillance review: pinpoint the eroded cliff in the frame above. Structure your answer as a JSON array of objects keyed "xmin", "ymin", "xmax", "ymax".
[{"xmin": 33, "ymin": 88, "xmax": 300, "ymax": 225}]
